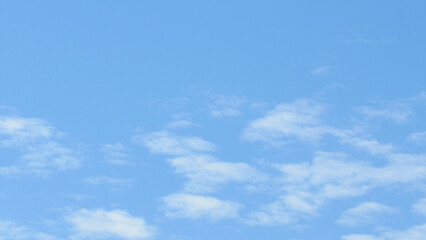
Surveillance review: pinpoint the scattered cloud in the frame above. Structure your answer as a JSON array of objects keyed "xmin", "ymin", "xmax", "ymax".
[
  {"xmin": 66, "ymin": 208, "xmax": 155, "ymax": 240},
  {"xmin": 134, "ymin": 131, "xmax": 216, "ymax": 156},
  {"xmin": 138, "ymin": 94, "xmax": 426, "ymax": 228},
  {"xmin": 337, "ymin": 202, "xmax": 396, "ymax": 226},
  {"xmin": 246, "ymin": 151, "xmax": 426, "ymax": 225},
  {"xmin": 310, "ymin": 65, "xmax": 332, "ymax": 75},
  {"xmin": 0, "ymin": 115, "xmax": 81, "ymax": 177},
  {"xmin": 162, "ymin": 194, "xmax": 241, "ymax": 220}
]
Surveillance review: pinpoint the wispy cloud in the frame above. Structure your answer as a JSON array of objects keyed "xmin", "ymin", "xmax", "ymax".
[
  {"xmin": 168, "ymin": 155, "xmax": 265, "ymax": 193},
  {"xmin": 66, "ymin": 208, "xmax": 155, "ymax": 240},
  {"xmin": 310, "ymin": 65, "xmax": 332, "ymax": 75},
  {"xmin": 165, "ymin": 120, "xmax": 194, "ymax": 129},
  {"xmin": 134, "ymin": 131, "xmax": 216, "ymax": 156},
  {"xmin": 246, "ymin": 151, "xmax": 426, "ymax": 225},
  {"xmin": 209, "ymin": 95, "xmax": 246, "ymax": 118},
  {"xmin": 0, "ymin": 219, "xmax": 57, "ymax": 240},
  {"xmin": 101, "ymin": 143, "xmax": 130, "ymax": 165},
  {"xmin": 242, "ymin": 98, "xmax": 395, "ymax": 155},
  {"xmin": 337, "ymin": 202, "xmax": 396, "ymax": 226},
  {"xmin": 0, "ymin": 115, "xmax": 81, "ymax": 177},
  {"xmin": 408, "ymin": 131, "xmax": 426, "ymax": 145},
  {"xmin": 342, "ymin": 223, "xmax": 426, "ymax": 240},
  {"xmin": 355, "ymin": 92, "xmax": 426, "ymax": 123},
  {"xmin": 84, "ymin": 176, "xmax": 133, "ymax": 188},
  {"xmin": 242, "ymin": 99, "xmax": 328, "ymax": 144},
  {"xmin": 162, "ymin": 194, "xmax": 241, "ymax": 220},
  {"xmin": 139, "ymin": 129, "xmax": 265, "ymax": 220},
  {"xmin": 139, "ymin": 129, "xmax": 265, "ymax": 194},
  {"xmin": 355, "ymin": 105, "xmax": 412, "ymax": 123},
  {"xmin": 412, "ymin": 198, "xmax": 426, "ymax": 216},
  {"xmin": 0, "ymin": 116, "xmax": 55, "ymax": 146}
]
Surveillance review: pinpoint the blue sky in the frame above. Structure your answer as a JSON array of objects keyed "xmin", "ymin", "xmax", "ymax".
[{"xmin": 1, "ymin": 1, "xmax": 426, "ymax": 239}]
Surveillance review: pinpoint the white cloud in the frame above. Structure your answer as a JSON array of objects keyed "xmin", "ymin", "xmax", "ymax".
[
  {"xmin": 162, "ymin": 194, "xmax": 241, "ymax": 220},
  {"xmin": 342, "ymin": 223, "xmax": 426, "ymax": 240},
  {"xmin": 246, "ymin": 152, "xmax": 426, "ymax": 225},
  {"xmin": 242, "ymin": 99, "xmax": 329, "ymax": 143},
  {"xmin": 311, "ymin": 65, "xmax": 332, "ymax": 75},
  {"xmin": 0, "ymin": 115, "xmax": 81, "ymax": 177},
  {"xmin": 412, "ymin": 198, "xmax": 426, "ymax": 216},
  {"xmin": 337, "ymin": 202, "xmax": 396, "ymax": 226},
  {"xmin": 101, "ymin": 143, "xmax": 130, "ymax": 165},
  {"xmin": 0, "ymin": 116, "xmax": 54, "ymax": 146},
  {"xmin": 242, "ymin": 99, "xmax": 396, "ymax": 155},
  {"xmin": 168, "ymin": 155, "xmax": 265, "ymax": 193},
  {"xmin": 0, "ymin": 220, "xmax": 57, "ymax": 240},
  {"xmin": 408, "ymin": 131, "xmax": 426, "ymax": 145},
  {"xmin": 135, "ymin": 131, "xmax": 216, "ymax": 155},
  {"xmin": 67, "ymin": 209, "xmax": 155, "ymax": 240},
  {"xmin": 241, "ymin": 97, "xmax": 426, "ymax": 225}
]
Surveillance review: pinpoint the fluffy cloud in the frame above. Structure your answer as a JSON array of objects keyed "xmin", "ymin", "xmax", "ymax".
[
  {"xmin": 0, "ymin": 115, "xmax": 81, "ymax": 176},
  {"xmin": 337, "ymin": 202, "xmax": 396, "ymax": 226},
  {"xmin": 135, "ymin": 131, "xmax": 216, "ymax": 155},
  {"xmin": 162, "ymin": 194, "xmax": 241, "ymax": 220},
  {"xmin": 67, "ymin": 209, "xmax": 155, "ymax": 239}
]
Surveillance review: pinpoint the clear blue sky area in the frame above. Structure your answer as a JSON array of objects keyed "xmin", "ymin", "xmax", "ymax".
[{"xmin": 1, "ymin": 1, "xmax": 426, "ymax": 240}]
